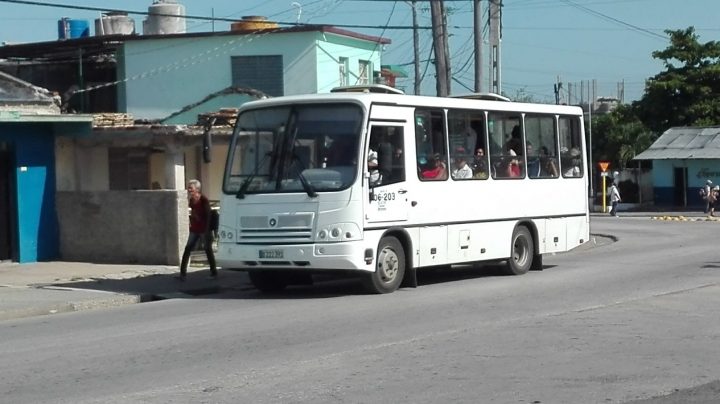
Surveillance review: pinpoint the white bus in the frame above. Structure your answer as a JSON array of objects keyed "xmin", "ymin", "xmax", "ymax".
[{"xmin": 216, "ymin": 85, "xmax": 589, "ymax": 294}]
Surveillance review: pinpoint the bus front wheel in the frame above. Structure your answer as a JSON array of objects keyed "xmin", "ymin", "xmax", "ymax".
[
  {"xmin": 504, "ymin": 226, "xmax": 533, "ymax": 276},
  {"xmin": 363, "ymin": 236, "xmax": 405, "ymax": 294}
]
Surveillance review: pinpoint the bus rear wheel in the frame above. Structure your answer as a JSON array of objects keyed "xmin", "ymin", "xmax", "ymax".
[
  {"xmin": 249, "ymin": 271, "xmax": 288, "ymax": 293},
  {"xmin": 363, "ymin": 236, "xmax": 405, "ymax": 294},
  {"xmin": 504, "ymin": 226, "xmax": 533, "ymax": 276}
]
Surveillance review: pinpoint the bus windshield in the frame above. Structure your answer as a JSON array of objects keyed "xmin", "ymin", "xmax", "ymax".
[{"xmin": 224, "ymin": 103, "xmax": 364, "ymax": 196}]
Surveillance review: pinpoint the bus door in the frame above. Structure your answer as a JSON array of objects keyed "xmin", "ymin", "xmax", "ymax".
[{"xmin": 364, "ymin": 123, "xmax": 409, "ymax": 224}]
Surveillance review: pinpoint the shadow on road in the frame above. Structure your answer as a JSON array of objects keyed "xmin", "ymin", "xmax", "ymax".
[{"xmin": 45, "ymin": 261, "xmax": 561, "ymax": 301}]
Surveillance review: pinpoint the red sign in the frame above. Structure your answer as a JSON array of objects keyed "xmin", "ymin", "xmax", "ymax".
[{"xmin": 598, "ymin": 161, "xmax": 610, "ymax": 172}]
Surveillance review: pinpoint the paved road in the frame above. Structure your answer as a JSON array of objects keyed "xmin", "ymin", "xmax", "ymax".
[{"xmin": 1, "ymin": 216, "xmax": 719, "ymax": 403}]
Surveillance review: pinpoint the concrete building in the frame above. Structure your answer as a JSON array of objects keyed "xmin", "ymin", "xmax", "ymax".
[
  {"xmin": 634, "ymin": 126, "xmax": 720, "ymax": 208},
  {"xmin": 0, "ymin": 71, "xmax": 92, "ymax": 263},
  {"xmin": 0, "ymin": 19, "xmax": 393, "ymax": 265}
]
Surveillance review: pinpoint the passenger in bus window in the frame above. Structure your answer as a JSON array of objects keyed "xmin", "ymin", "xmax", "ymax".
[
  {"xmin": 539, "ymin": 146, "xmax": 559, "ymax": 177},
  {"xmin": 471, "ymin": 148, "xmax": 488, "ymax": 179},
  {"xmin": 526, "ymin": 142, "xmax": 541, "ymax": 178},
  {"xmin": 505, "ymin": 149, "xmax": 521, "ymax": 178},
  {"xmin": 420, "ymin": 153, "xmax": 447, "ymax": 180},
  {"xmin": 505, "ymin": 125, "xmax": 523, "ymax": 156},
  {"xmin": 451, "ymin": 154, "xmax": 473, "ymax": 180},
  {"xmin": 368, "ymin": 148, "xmax": 381, "ymax": 185},
  {"xmin": 563, "ymin": 147, "xmax": 582, "ymax": 177}
]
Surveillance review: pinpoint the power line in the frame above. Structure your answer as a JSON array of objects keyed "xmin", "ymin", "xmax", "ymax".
[
  {"xmin": 0, "ymin": 0, "xmax": 431, "ymax": 30},
  {"xmin": 557, "ymin": 0, "xmax": 668, "ymax": 41}
]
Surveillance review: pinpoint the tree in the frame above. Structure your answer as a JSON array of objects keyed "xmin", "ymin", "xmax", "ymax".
[
  {"xmin": 591, "ymin": 27, "xmax": 720, "ymax": 171},
  {"xmin": 634, "ymin": 27, "xmax": 720, "ymax": 133},
  {"xmin": 592, "ymin": 105, "xmax": 654, "ymax": 170}
]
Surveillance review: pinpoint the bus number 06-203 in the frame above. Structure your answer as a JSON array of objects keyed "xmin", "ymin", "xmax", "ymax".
[{"xmin": 374, "ymin": 192, "xmax": 396, "ymax": 201}]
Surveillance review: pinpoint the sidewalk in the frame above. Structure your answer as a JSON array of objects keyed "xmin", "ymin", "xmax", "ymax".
[
  {"xmin": 591, "ymin": 208, "xmax": 720, "ymax": 221},
  {"xmin": 0, "ymin": 260, "xmax": 253, "ymax": 321}
]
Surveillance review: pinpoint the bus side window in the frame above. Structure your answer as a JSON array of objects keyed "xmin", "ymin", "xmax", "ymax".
[
  {"xmin": 525, "ymin": 114, "xmax": 558, "ymax": 179},
  {"xmin": 415, "ymin": 109, "xmax": 448, "ymax": 181},
  {"xmin": 448, "ymin": 109, "xmax": 487, "ymax": 180},
  {"xmin": 488, "ymin": 112, "xmax": 522, "ymax": 179},
  {"xmin": 559, "ymin": 116, "xmax": 584, "ymax": 178}
]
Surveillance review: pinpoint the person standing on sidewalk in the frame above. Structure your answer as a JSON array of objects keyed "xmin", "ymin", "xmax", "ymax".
[
  {"xmin": 708, "ymin": 185, "xmax": 720, "ymax": 217},
  {"xmin": 177, "ymin": 179, "xmax": 218, "ymax": 281},
  {"xmin": 700, "ymin": 179, "xmax": 713, "ymax": 213},
  {"xmin": 609, "ymin": 182, "xmax": 621, "ymax": 217}
]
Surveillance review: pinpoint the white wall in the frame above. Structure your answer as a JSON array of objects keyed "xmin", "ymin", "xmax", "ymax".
[{"xmin": 56, "ymin": 138, "xmax": 109, "ymax": 192}]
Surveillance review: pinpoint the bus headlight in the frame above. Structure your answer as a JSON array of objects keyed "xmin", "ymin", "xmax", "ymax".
[{"xmin": 316, "ymin": 223, "xmax": 361, "ymax": 242}]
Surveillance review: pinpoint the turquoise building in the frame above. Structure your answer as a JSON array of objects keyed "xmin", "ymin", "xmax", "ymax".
[
  {"xmin": 0, "ymin": 72, "xmax": 92, "ymax": 262},
  {"xmin": 634, "ymin": 126, "xmax": 720, "ymax": 208},
  {"xmin": 118, "ymin": 26, "xmax": 389, "ymax": 122}
]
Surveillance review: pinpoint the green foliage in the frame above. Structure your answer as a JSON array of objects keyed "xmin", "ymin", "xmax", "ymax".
[
  {"xmin": 591, "ymin": 27, "xmax": 720, "ymax": 169},
  {"xmin": 591, "ymin": 105, "xmax": 654, "ymax": 169},
  {"xmin": 634, "ymin": 27, "xmax": 720, "ymax": 133}
]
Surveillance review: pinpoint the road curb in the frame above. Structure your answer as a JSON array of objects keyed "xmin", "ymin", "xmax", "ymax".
[
  {"xmin": 651, "ymin": 215, "xmax": 720, "ymax": 222},
  {"xmin": 0, "ymin": 293, "xmax": 144, "ymax": 321}
]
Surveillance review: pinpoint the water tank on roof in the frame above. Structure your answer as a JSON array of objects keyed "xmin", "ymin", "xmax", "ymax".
[
  {"xmin": 58, "ymin": 18, "xmax": 90, "ymax": 39},
  {"xmin": 230, "ymin": 16, "xmax": 279, "ymax": 32},
  {"xmin": 95, "ymin": 12, "xmax": 135, "ymax": 36},
  {"xmin": 143, "ymin": 0, "xmax": 186, "ymax": 35}
]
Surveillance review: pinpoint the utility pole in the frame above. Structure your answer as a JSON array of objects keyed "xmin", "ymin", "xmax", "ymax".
[
  {"xmin": 488, "ymin": 0, "xmax": 501, "ymax": 94},
  {"xmin": 430, "ymin": 0, "xmax": 449, "ymax": 96},
  {"xmin": 411, "ymin": 1, "xmax": 421, "ymax": 95},
  {"xmin": 441, "ymin": 1, "xmax": 451, "ymax": 93},
  {"xmin": 473, "ymin": 0, "xmax": 483, "ymax": 92}
]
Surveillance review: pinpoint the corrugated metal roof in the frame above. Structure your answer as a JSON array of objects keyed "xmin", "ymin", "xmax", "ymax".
[{"xmin": 633, "ymin": 126, "xmax": 720, "ymax": 160}]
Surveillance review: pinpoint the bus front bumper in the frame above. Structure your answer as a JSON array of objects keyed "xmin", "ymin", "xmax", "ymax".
[{"xmin": 216, "ymin": 241, "xmax": 374, "ymax": 272}]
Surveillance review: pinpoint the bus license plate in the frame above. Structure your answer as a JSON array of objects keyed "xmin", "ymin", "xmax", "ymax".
[{"xmin": 259, "ymin": 249, "xmax": 284, "ymax": 259}]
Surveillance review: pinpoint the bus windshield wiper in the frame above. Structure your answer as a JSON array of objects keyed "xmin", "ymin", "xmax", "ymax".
[{"xmin": 291, "ymin": 151, "xmax": 317, "ymax": 198}]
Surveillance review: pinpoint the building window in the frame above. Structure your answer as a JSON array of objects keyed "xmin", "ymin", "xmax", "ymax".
[
  {"xmin": 358, "ymin": 60, "xmax": 371, "ymax": 85},
  {"xmin": 109, "ymin": 148, "xmax": 149, "ymax": 190},
  {"xmin": 231, "ymin": 55, "xmax": 284, "ymax": 96},
  {"xmin": 339, "ymin": 57, "xmax": 349, "ymax": 86}
]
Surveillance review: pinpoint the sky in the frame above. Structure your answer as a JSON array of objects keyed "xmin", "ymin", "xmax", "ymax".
[{"xmin": 0, "ymin": 0, "xmax": 717, "ymax": 103}]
